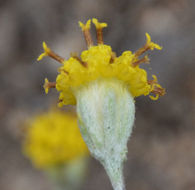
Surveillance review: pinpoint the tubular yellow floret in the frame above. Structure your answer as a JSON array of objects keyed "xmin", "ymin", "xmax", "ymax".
[
  {"xmin": 37, "ymin": 42, "xmax": 50, "ymax": 61},
  {"xmin": 79, "ymin": 19, "xmax": 91, "ymax": 31},
  {"xmin": 92, "ymin": 18, "xmax": 107, "ymax": 29}
]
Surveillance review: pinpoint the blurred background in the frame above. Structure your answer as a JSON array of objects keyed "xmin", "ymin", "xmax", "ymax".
[{"xmin": 0, "ymin": 0, "xmax": 195, "ymax": 189}]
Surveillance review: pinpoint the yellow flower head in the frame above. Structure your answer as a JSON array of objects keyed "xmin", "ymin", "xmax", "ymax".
[
  {"xmin": 23, "ymin": 109, "xmax": 88, "ymax": 169},
  {"xmin": 38, "ymin": 18, "xmax": 165, "ymax": 106}
]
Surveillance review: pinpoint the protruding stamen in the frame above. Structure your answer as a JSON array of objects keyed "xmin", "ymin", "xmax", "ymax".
[
  {"xmin": 135, "ymin": 33, "xmax": 162, "ymax": 57},
  {"xmin": 79, "ymin": 20, "xmax": 93, "ymax": 47},
  {"xmin": 148, "ymin": 75, "xmax": 165, "ymax": 100},
  {"xmin": 150, "ymin": 86, "xmax": 165, "ymax": 100},
  {"xmin": 145, "ymin": 33, "xmax": 162, "ymax": 50},
  {"xmin": 132, "ymin": 55, "xmax": 150, "ymax": 67},
  {"xmin": 71, "ymin": 53, "xmax": 88, "ymax": 67},
  {"xmin": 92, "ymin": 18, "xmax": 107, "ymax": 45},
  {"xmin": 37, "ymin": 42, "xmax": 65, "ymax": 63},
  {"xmin": 43, "ymin": 78, "xmax": 56, "ymax": 94}
]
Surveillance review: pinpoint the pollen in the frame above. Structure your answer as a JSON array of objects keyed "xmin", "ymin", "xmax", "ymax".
[
  {"xmin": 23, "ymin": 109, "xmax": 88, "ymax": 169},
  {"xmin": 38, "ymin": 18, "xmax": 165, "ymax": 106}
]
